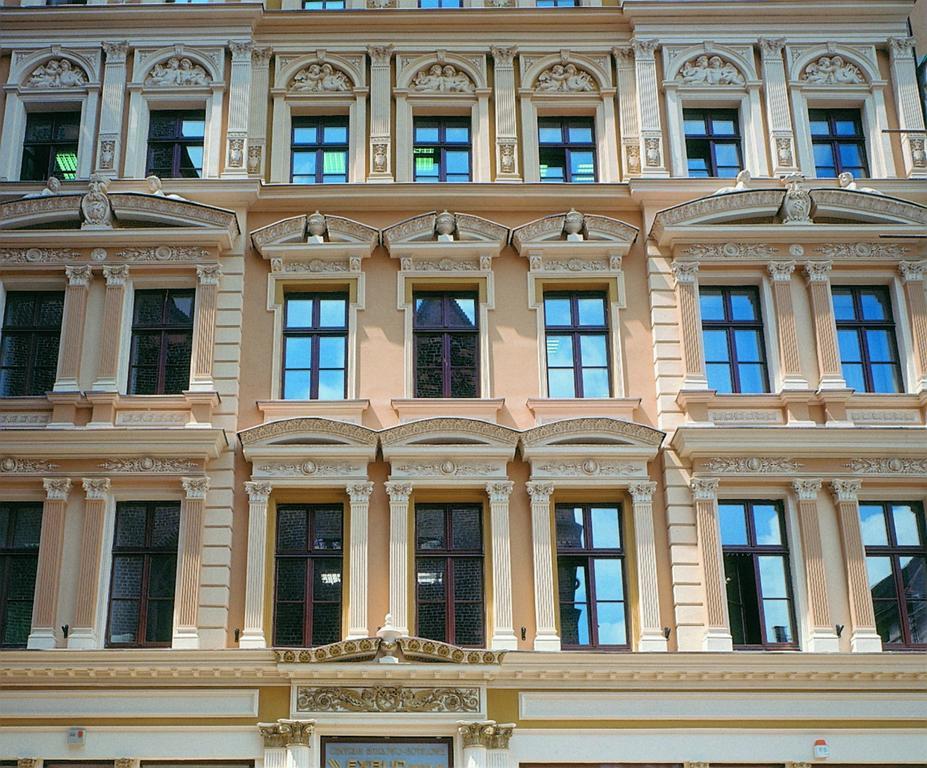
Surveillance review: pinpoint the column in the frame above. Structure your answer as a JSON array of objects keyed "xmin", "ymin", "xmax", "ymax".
[
  {"xmin": 241, "ymin": 480, "xmax": 272, "ymax": 648},
  {"xmin": 459, "ymin": 722, "xmax": 493, "ymax": 768},
  {"xmin": 69, "ymin": 478, "xmax": 111, "ymax": 648},
  {"xmin": 804, "ymin": 261, "xmax": 846, "ymax": 390},
  {"xmin": 188, "ymin": 264, "xmax": 221, "ymax": 392},
  {"xmin": 92, "ymin": 265, "xmax": 129, "ymax": 391},
  {"xmin": 900, "ymin": 261, "xmax": 927, "ymax": 392},
  {"xmin": 346, "ymin": 481, "xmax": 374, "ymax": 640},
  {"xmin": 96, "ymin": 41, "xmax": 129, "ymax": 177},
  {"xmin": 613, "ymin": 46, "xmax": 641, "ymax": 177},
  {"xmin": 672, "ymin": 261, "xmax": 708, "ymax": 390},
  {"xmin": 767, "ymin": 261, "xmax": 807, "ymax": 389},
  {"xmin": 248, "ymin": 47, "xmax": 273, "ymax": 177},
  {"xmin": 629, "ymin": 481, "xmax": 667, "ymax": 651},
  {"xmin": 280, "ymin": 720, "xmax": 314, "ymax": 768},
  {"xmin": 367, "ymin": 45, "xmax": 394, "ymax": 181},
  {"xmin": 491, "ymin": 46, "xmax": 520, "ymax": 181},
  {"xmin": 759, "ymin": 38, "xmax": 799, "ymax": 174},
  {"xmin": 888, "ymin": 37, "xmax": 927, "ymax": 178},
  {"xmin": 385, "ymin": 481, "xmax": 412, "ymax": 635},
  {"xmin": 487, "ymin": 723, "xmax": 516, "ymax": 768},
  {"xmin": 27, "ymin": 478, "xmax": 71, "ymax": 649},
  {"xmin": 830, "ymin": 480, "xmax": 882, "ymax": 652},
  {"xmin": 258, "ymin": 722, "xmax": 288, "ymax": 768},
  {"xmin": 173, "ymin": 476, "xmax": 209, "ymax": 649},
  {"xmin": 690, "ymin": 478, "xmax": 732, "ymax": 651},
  {"xmin": 791, "ymin": 480, "xmax": 839, "ymax": 652},
  {"xmin": 224, "ymin": 41, "xmax": 253, "ymax": 178},
  {"xmin": 53, "ymin": 265, "xmax": 92, "ymax": 392},
  {"xmin": 632, "ymin": 39, "xmax": 669, "ymax": 177},
  {"xmin": 525, "ymin": 481, "xmax": 559, "ymax": 651},
  {"xmin": 486, "ymin": 481, "xmax": 517, "ymax": 650}
]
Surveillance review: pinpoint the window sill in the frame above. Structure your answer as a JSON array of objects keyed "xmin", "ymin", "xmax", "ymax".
[
  {"xmin": 527, "ymin": 397, "xmax": 640, "ymax": 425},
  {"xmin": 391, "ymin": 397, "xmax": 504, "ymax": 423},
  {"xmin": 258, "ymin": 398, "xmax": 369, "ymax": 425}
]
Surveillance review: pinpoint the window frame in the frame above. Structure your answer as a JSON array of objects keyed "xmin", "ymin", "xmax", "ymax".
[
  {"xmin": 832, "ymin": 284, "xmax": 903, "ymax": 394},
  {"xmin": 808, "ymin": 108, "xmax": 869, "ymax": 179},
  {"xmin": 699, "ymin": 285, "xmax": 770, "ymax": 394},
  {"xmin": 127, "ymin": 287, "xmax": 196, "ymax": 396},
  {"xmin": 281, "ymin": 291, "xmax": 350, "ymax": 400},
  {"xmin": 542, "ymin": 291, "xmax": 612, "ymax": 398},
  {"xmin": 302, "ymin": 0, "xmax": 346, "ymax": 7},
  {"xmin": 412, "ymin": 116, "xmax": 472, "ymax": 183},
  {"xmin": 0, "ymin": 501, "xmax": 42, "ymax": 649},
  {"xmin": 145, "ymin": 109, "xmax": 207, "ymax": 179},
  {"xmin": 682, "ymin": 106, "xmax": 744, "ymax": 178},
  {"xmin": 290, "ymin": 115, "xmax": 350, "ymax": 184},
  {"xmin": 537, "ymin": 115, "xmax": 598, "ymax": 183},
  {"xmin": 0, "ymin": 290, "xmax": 64, "ymax": 398},
  {"xmin": 412, "ymin": 290, "xmax": 481, "ymax": 399}
]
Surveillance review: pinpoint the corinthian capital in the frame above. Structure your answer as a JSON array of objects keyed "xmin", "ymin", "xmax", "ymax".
[
  {"xmin": 690, "ymin": 477, "xmax": 719, "ymax": 501},
  {"xmin": 485, "ymin": 480, "xmax": 514, "ymax": 503},
  {"xmin": 631, "ymin": 39, "xmax": 659, "ymax": 59}
]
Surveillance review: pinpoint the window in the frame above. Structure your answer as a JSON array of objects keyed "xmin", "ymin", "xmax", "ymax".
[
  {"xmin": 107, "ymin": 501, "xmax": 180, "ymax": 647},
  {"xmin": 700, "ymin": 286, "xmax": 769, "ymax": 394},
  {"xmin": 303, "ymin": 0, "xmax": 345, "ymax": 6},
  {"xmin": 859, "ymin": 501, "xmax": 926, "ymax": 647},
  {"xmin": 146, "ymin": 110, "xmax": 205, "ymax": 179},
  {"xmin": 555, "ymin": 503, "xmax": 628, "ymax": 649},
  {"xmin": 809, "ymin": 109, "xmax": 868, "ymax": 178},
  {"xmin": 413, "ymin": 117, "xmax": 471, "ymax": 183},
  {"xmin": 543, "ymin": 292, "xmax": 610, "ymax": 398},
  {"xmin": 538, "ymin": 117, "xmax": 596, "ymax": 183},
  {"xmin": 127, "ymin": 289, "xmax": 195, "ymax": 395},
  {"xmin": 282, "ymin": 293, "xmax": 348, "ymax": 400},
  {"xmin": 683, "ymin": 108, "xmax": 742, "ymax": 178},
  {"xmin": 291, "ymin": 117, "xmax": 348, "ymax": 184},
  {"xmin": 832, "ymin": 286, "xmax": 902, "ymax": 393},
  {"xmin": 537, "ymin": 0, "xmax": 578, "ymax": 5},
  {"xmin": 720, "ymin": 500, "xmax": 797, "ymax": 648},
  {"xmin": 273, "ymin": 504, "xmax": 343, "ymax": 647},
  {"xmin": 45, "ymin": 0, "xmax": 88, "ymax": 5},
  {"xmin": 0, "ymin": 291, "xmax": 64, "ymax": 398},
  {"xmin": 0, "ymin": 502, "xmax": 42, "ymax": 648},
  {"xmin": 20, "ymin": 112, "xmax": 80, "ymax": 182},
  {"xmin": 419, "ymin": 0, "xmax": 462, "ymax": 6},
  {"xmin": 415, "ymin": 504, "xmax": 484, "ymax": 646},
  {"xmin": 413, "ymin": 292, "xmax": 479, "ymax": 398}
]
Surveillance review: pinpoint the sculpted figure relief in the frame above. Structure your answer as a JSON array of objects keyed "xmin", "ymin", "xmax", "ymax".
[
  {"xmin": 801, "ymin": 55, "xmax": 863, "ymax": 85},
  {"xmin": 676, "ymin": 55, "xmax": 744, "ymax": 86},
  {"xmin": 26, "ymin": 58, "xmax": 88, "ymax": 88},
  {"xmin": 536, "ymin": 63, "xmax": 596, "ymax": 92},
  {"xmin": 290, "ymin": 63, "xmax": 351, "ymax": 92},
  {"xmin": 410, "ymin": 64, "xmax": 474, "ymax": 93},
  {"xmin": 146, "ymin": 57, "xmax": 210, "ymax": 87}
]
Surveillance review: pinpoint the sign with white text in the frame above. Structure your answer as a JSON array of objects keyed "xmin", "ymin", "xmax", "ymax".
[{"xmin": 323, "ymin": 739, "xmax": 453, "ymax": 768}]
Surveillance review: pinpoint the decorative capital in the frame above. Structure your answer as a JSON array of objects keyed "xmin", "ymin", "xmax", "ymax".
[
  {"xmin": 888, "ymin": 36, "xmax": 915, "ymax": 60},
  {"xmin": 690, "ymin": 477, "xmax": 719, "ymax": 501},
  {"xmin": 491, "ymin": 46, "xmax": 517, "ymax": 67},
  {"xmin": 485, "ymin": 480, "xmax": 514, "ymax": 503},
  {"xmin": 66, "ymin": 264, "xmax": 92, "ymax": 287},
  {"xmin": 628, "ymin": 481, "xmax": 657, "ymax": 504},
  {"xmin": 82, "ymin": 477, "xmax": 111, "ymax": 500},
  {"xmin": 196, "ymin": 263, "xmax": 221, "ymax": 285},
  {"xmin": 612, "ymin": 45, "xmax": 634, "ymax": 64},
  {"xmin": 803, "ymin": 260, "xmax": 832, "ymax": 283},
  {"xmin": 346, "ymin": 481, "xmax": 374, "ymax": 503},
  {"xmin": 114, "ymin": 760, "xmax": 132, "ymax": 768},
  {"xmin": 252, "ymin": 46, "xmax": 273, "ymax": 66},
  {"xmin": 831, "ymin": 479, "xmax": 861, "ymax": 503},
  {"xmin": 368, "ymin": 44, "xmax": 394, "ymax": 66},
  {"xmin": 671, "ymin": 260, "xmax": 699, "ymax": 285},
  {"xmin": 245, "ymin": 480, "xmax": 272, "ymax": 503},
  {"xmin": 103, "ymin": 264, "xmax": 129, "ymax": 286},
  {"xmin": 229, "ymin": 40, "xmax": 253, "ymax": 61},
  {"xmin": 43, "ymin": 477, "xmax": 71, "ymax": 501},
  {"xmin": 525, "ymin": 481, "xmax": 554, "ymax": 504},
  {"xmin": 899, "ymin": 260, "xmax": 927, "ymax": 284},
  {"xmin": 258, "ymin": 722, "xmax": 286, "ymax": 749},
  {"xmin": 458, "ymin": 720, "xmax": 497, "ymax": 749},
  {"xmin": 758, "ymin": 38, "xmax": 785, "ymax": 57},
  {"xmin": 385, "ymin": 481, "xmax": 413, "ymax": 503},
  {"xmin": 102, "ymin": 41, "xmax": 129, "ymax": 62},
  {"xmin": 182, "ymin": 476, "xmax": 209, "ymax": 500},
  {"xmin": 767, "ymin": 260, "xmax": 796, "ymax": 282},
  {"xmin": 489, "ymin": 723, "xmax": 515, "ymax": 750},
  {"xmin": 792, "ymin": 478, "xmax": 822, "ymax": 501},
  {"xmin": 278, "ymin": 718, "xmax": 314, "ymax": 746},
  {"xmin": 631, "ymin": 38, "xmax": 659, "ymax": 59}
]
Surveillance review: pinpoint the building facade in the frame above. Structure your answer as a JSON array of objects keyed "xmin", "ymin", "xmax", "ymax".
[{"xmin": 0, "ymin": 0, "xmax": 926, "ymax": 765}]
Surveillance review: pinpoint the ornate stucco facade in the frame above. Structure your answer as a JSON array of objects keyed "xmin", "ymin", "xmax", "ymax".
[{"xmin": 0, "ymin": 0, "xmax": 926, "ymax": 765}]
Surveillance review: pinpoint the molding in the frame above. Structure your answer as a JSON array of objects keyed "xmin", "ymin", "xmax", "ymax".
[{"xmin": 294, "ymin": 686, "xmax": 480, "ymax": 714}]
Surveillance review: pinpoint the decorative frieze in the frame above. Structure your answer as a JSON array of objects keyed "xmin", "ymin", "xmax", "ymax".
[
  {"xmin": 705, "ymin": 457, "xmax": 802, "ymax": 473},
  {"xmin": 295, "ymin": 686, "xmax": 480, "ymax": 713},
  {"xmin": 256, "ymin": 461, "xmax": 361, "ymax": 476},
  {"xmin": 100, "ymin": 457, "xmax": 198, "ymax": 473},
  {"xmin": 845, "ymin": 458, "xmax": 927, "ymax": 474},
  {"xmin": 536, "ymin": 460, "xmax": 641, "ymax": 477},
  {"xmin": 0, "ymin": 248, "xmax": 81, "ymax": 264},
  {"xmin": 684, "ymin": 243, "xmax": 778, "ymax": 260},
  {"xmin": 0, "ymin": 457, "xmax": 59, "ymax": 473},
  {"xmin": 815, "ymin": 242, "xmax": 909, "ymax": 259},
  {"xmin": 395, "ymin": 461, "xmax": 495, "ymax": 477}
]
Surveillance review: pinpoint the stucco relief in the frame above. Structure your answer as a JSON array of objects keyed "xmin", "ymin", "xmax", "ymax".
[
  {"xmin": 846, "ymin": 458, "xmax": 927, "ymax": 474},
  {"xmin": 99, "ymin": 457, "xmax": 199, "ymax": 473},
  {"xmin": 146, "ymin": 57, "xmax": 210, "ymax": 86},
  {"xmin": 535, "ymin": 460, "xmax": 643, "ymax": 477},
  {"xmin": 675, "ymin": 55, "xmax": 744, "ymax": 86},
  {"xmin": 295, "ymin": 686, "xmax": 480, "ymax": 713},
  {"xmin": 800, "ymin": 55, "xmax": 864, "ymax": 84},
  {"xmin": 25, "ymin": 58, "xmax": 88, "ymax": 88},
  {"xmin": 535, "ymin": 63, "xmax": 597, "ymax": 92},
  {"xmin": 410, "ymin": 64, "xmax": 475, "ymax": 93},
  {"xmin": 255, "ymin": 461, "xmax": 361, "ymax": 476},
  {"xmin": 520, "ymin": 417, "xmax": 664, "ymax": 448},
  {"xmin": 289, "ymin": 63, "xmax": 351, "ymax": 92},
  {"xmin": 395, "ymin": 461, "xmax": 497, "ymax": 477},
  {"xmin": 683, "ymin": 243, "xmax": 779, "ymax": 260},
  {"xmin": 116, "ymin": 246, "xmax": 211, "ymax": 262},
  {"xmin": 705, "ymin": 457, "xmax": 803, "ymax": 473},
  {"xmin": 0, "ymin": 458, "xmax": 59, "ymax": 473},
  {"xmin": 0, "ymin": 248, "xmax": 81, "ymax": 264},
  {"xmin": 239, "ymin": 417, "xmax": 377, "ymax": 447}
]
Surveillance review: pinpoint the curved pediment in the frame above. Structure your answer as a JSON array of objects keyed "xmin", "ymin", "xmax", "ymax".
[
  {"xmin": 383, "ymin": 211, "xmax": 508, "ymax": 251},
  {"xmin": 239, "ymin": 417, "xmax": 378, "ymax": 449},
  {"xmin": 521, "ymin": 417, "xmax": 664, "ymax": 450},
  {"xmin": 251, "ymin": 212, "xmax": 379, "ymax": 256},
  {"xmin": 379, "ymin": 418, "xmax": 519, "ymax": 450},
  {"xmin": 511, "ymin": 210, "xmax": 638, "ymax": 253}
]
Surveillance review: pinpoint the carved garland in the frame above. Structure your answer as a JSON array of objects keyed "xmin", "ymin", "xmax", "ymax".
[{"xmin": 295, "ymin": 686, "xmax": 480, "ymax": 713}]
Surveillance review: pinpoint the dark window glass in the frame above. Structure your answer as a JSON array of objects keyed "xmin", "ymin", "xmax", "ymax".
[
  {"xmin": 45, "ymin": 0, "xmax": 88, "ymax": 5},
  {"xmin": 832, "ymin": 286, "xmax": 902, "ymax": 393},
  {"xmin": 413, "ymin": 117, "xmax": 471, "ymax": 182},
  {"xmin": 20, "ymin": 112, "xmax": 80, "ymax": 182},
  {"xmin": 538, "ymin": 117, "xmax": 596, "ymax": 183},
  {"xmin": 418, "ymin": 0, "xmax": 462, "ymax": 6},
  {"xmin": 274, "ymin": 504, "xmax": 343, "ymax": 647},
  {"xmin": 107, "ymin": 501, "xmax": 180, "ymax": 647},
  {"xmin": 859, "ymin": 501, "xmax": 927, "ymax": 648},
  {"xmin": 146, "ymin": 110, "xmax": 205, "ymax": 179},
  {"xmin": 809, "ymin": 109, "xmax": 868, "ymax": 178},
  {"xmin": 699, "ymin": 286, "xmax": 769, "ymax": 394},
  {"xmin": 556, "ymin": 504, "xmax": 628, "ymax": 649},
  {"xmin": 0, "ymin": 291, "xmax": 64, "ymax": 398},
  {"xmin": 683, "ymin": 108, "xmax": 743, "ymax": 178},
  {"xmin": 127, "ymin": 289, "xmax": 195, "ymax": 395},
  {"xmin": 0, "ymin": 502, "xmax": 42, "ymax": 647},
  {"xmin": 415, "ymin": 504, "xmax": 483, "ymax": 646},
  {"xmin": 413, "ymin": 292, "xmax": 479, "ymax": 398},
  {"xmin": 291, "ymin": 117, "xmax": 348, "ymax": 184},
  {"xmin": 544, "ymin": 292, "xmax": 610, "ymax": 398},
  {"xmin": 282, "ymin": 293, "xmax": 348, "ymax": 400},
  {"xmin": 303, "ymin": 0, "xmax": 346, "ymax": 7},
  {"xmin": 720, "ymin": 500, "xmax": 797, "ymax": 648}
]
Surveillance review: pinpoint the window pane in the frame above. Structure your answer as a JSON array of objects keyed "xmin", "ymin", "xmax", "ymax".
[
  {"xmin": 908, "ymin": 600, "xmax": 927, "ymax": 644},
  {"xmin": 313, "ymin": 558, "xmax": 342, "ymax": 602},
  {"xmin": 595, "ymin": 601, "xmax": 627, "ymax": 645},
  {"xmin": 860, "ymin": 290, "xmax": 890, "ymax": 321},
  {"xmin": 734, "ymin": 329, "xmax": 763, "ymax": 362},
  {"xmin": 317, "ymin": 369, "xmax": 345, "ymax": 399},
  {"xmin": 111, "ymin": 556, "xmax": 143, "ymax": 599},
  {"xmin": 454, "ymin": 603, "xmax": 483, "ymax": 646},
  {"xmin": 593, "ymin": 559, "xmax": 623, "ymax": 600},
  {"xmin": 900, "ymin": 555, "xmax": 926, "ymax": 599},
  {"xmin": 892, "ymin": 504, "xmax": 922, "ymax": 546},
  {"xmin": 449, "ymin": 334, "xmax": 477, "ymax": 368},
  {"xmin": 108, "ymin": 600, "xmax": 139, "ymax": 644},
  {"xmin": 277, "ymin": 509, "xmax": 308, "ymax": 551},
  {"xmin": 416, "ymin": 559, "xmax": 445, "ymax": 600},
  {"xmin": 763, "ymin": 599, "xmax": 794, "ymax": 644},
  {"xmin": 452, "ymin": 507, "xmax": 481, "ymax": 550},
  {"xmin": 703, "ymin": 329, "xmax": 730, "ymax": 362},
  {"xmin": 683, "ymin": 115, "xmax": 707, "ymax": 135},
  {"xmin": 832, "ymin": 290, "xmax": 856, "ymax": 321},
  {"xmin": 873, "ymin": 598, "xmax": 903, "ymax": 644},
  {"xmin": 283, "ymin": 370, "xmax": 311, "ymax": 399},
  {"xmin": 544, "ymin": 297, "xmax": 572, "ymax": 326},
  {"xmin": 729, "ymin": 290, "xmax": 759, "ymax": 321},
  {"xmin": 414, "ymin": 124, "xmax": 440, "ymax": 143},
  {"xmin": 711, "ymin": 117, "xmax": 737, "ymax": 136},
  {"xmin": 590, "ymin": 506, "xmax": 620, "ymax": 549},
  {"xmin": 11, "ymin": 507, "xmax": 41, "ymax": 549},
  {"xmin": 558, "ymin": 560, "xmax": 587, "ymax": 602},
  {"xmin": 453, "ymin": 557, "xmax": 482, "ymax": 600},
  {"xmin": 706, "ymin": 362, "xmax": 733, "ymax": 393},
  {"xmin": 446, "ymin": 125, "xmax": 470, "ymax": 143},
  {"xmin": 559, "ymin": 601, "xmax": 590, "ymax": 646},
  {"xmin": 413, "ymin": 296, "xmax": 444, "ymax": 326},
  {"xmin": 546, "ymin": 335, "xmax": 574, "ymax": 366},
  {"xmin": 865, "ymin": 330, "xmax": 895, "ymax": 362},
  {"xmin": 737, "ymin": 363, "xmax": 767, "ymax": 394},
  {"xmin": 699, "ymin": 291, "xmax": 725, "ymax": 321},
  {"xmin": 713, "ymin": 143, "xmax": 741, "ymax": 168},
  {"xmin": 859, "ymin": 504, "xmax": 889, "ymax": 546},
  {"xmin": 753, "ymin": 504, "xmax": 783, "ymax": 545},
  {"xmin": 319, "ymin": 298, "xmax": 346, "ymax": 328},
  {"xmin": 538, "ymin": 124, "xmax": 563, "ymax": 143},
  {"xmin": 567, "ymin": 120, "xmax": 593, "ymax": 143},
  {"xmin": 548, "ymin": 368, "xmax": 575, "ymax": 398},
  {"xmin": 577, "ymin": 297, "xmax": 605, "ymax": 326},
  {"xmin": 151, "ymin": 505, "xmax": 180, "ymax": 548},
  {"xmin": 870, "ymin": 364, "xmax": 900, "ymax": 394},
  {"xmin": 274, "ymin": 602, "xmax": 304, "ymax": 646},
  {"xmin": 446, "ymin": 150, "xmax": 470, "ymax": 176},
  {"xmin": 539, "ymin": 147, "xmax": 566, "ymax": 181},
  {"xmin": 569, "ymin": 151, "xmax": 596, "ymax": 182},
  {"xmin": 581, "ymin": 367, "xmax": 610, "ymax": 398},
  {"xmin": 286, "ymin": 298, "xmax": 314, "ymax": 327},
  {"xmin": 312, "ymin": 603, "xmax": 341, "ymax": 646},
  {"xmin": 314, "ymin": 508, "xmax": 343, "ymax": 550},
  {"xmin": 555, "ymin": 507, "xmax": 585, "ymax": 549},
  {"xmin": 416, "ymin": 508, "xmax": 446, "ymax": 550},
  {"xmin": 838, "ymin": 142, "xmax": 865, "ymax": 168},
  {"xmin": 285, "ymin": 336, "xmax": 312, "ymax": 367},
  {"xmin": 147, "ymin": 554, "xmax": 177, "ymax": 599},
  {"xmin": 322, "ymin": 124, "xmax": 348, "ymax": 143},
  {"xmin": 866, "ymin": 555, "xmax": 894, "ymax": 591},
  {"xmin": 719, "ymin": 503, "xmax": 748, "ymax": 545},
  {"xmin": 312, "ymin": 335, "xmax": 342, "ymax": 370},
  {"xmin": 838, "ymin": 329, "xmax": 861, "ymax": 362},
  {"xmin": 418, "ymin": 601, "xmax": 446, "ymax": 642},
  {"xmin": 448, "ymin": 296, "xmax": 477, "ymax": 327},
  {"xmin": 181, "ymin": 118, "xmax": 205, "ymax": 138},
  {"xmin": 276, "ymin": 559, "xmax": 306, "ymax": 601},
  {"xmin": 725, "ymin": 552, "xmax": 761, "ymax": 645},
  {"xmin": 758, "ymin": 555, "xmax": 789, "ymax": 599}
]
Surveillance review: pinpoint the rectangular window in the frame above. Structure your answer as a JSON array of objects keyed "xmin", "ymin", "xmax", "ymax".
[
  {"xmin": 543, "ymin": 292, "xmax": 610, "ymax": 398},
  {"xmin": 0, "ymin": 502, "xmax": 42, "ymax": 648},
  {"xmin": 0, "ymin": 291, "xmax": 64, "ymax": 398},
  {"xmin": 107, "ymin": 501, "xmax": 180, "ymax": 647},
  {"xmin": 127, "ymin": 288, "xmax": 195, "ymax": 395},
  {"xmin": 683, "ymin": 108, "xmax": 743, "ymax": 178},
  {"xmin": 699, "ymin": 286, "xmax": 769, "ymax": 394},
  {"xmin": 45, "ymin": 0, "xmax": 88, "ymax": 5},
  {"xmin": 303, "ymin": 0, "xmax": 346, "ymax": 7},
  {"xmin": 538, "ymin": 117, "xmax": 596, "ymax": 183},
  {"xmin": 859, "ymin": 501, "xmax": 926, "ymax": 648},
  {"xmin": 291, "ymin": 117, "xmax": 348, "ymax": 184},
  {"xmin": 720, "ymin": 500, "xmax": 797, "ymax": 648},
  {"xmin": 282, "ymin": 293, "xmax": 348, "ymax": 400},
  {"xmin": 274, "ymin": 504, "xmax": 343, "ymax": 647},
  {"xmin": 418, "ymin": 0, "xmax": 462, "ymax": 6},
  {"xmin": 832, "ymin": 286, "xmax": 902, "ymax": 393},
  {"xmin": 21, "ymin": 112, "xmax": 80, "ymax": 182},
  {"xmin": 809, "ymin": 108, "xmax": 868, "ymax": 178},
  {"xmin": 415, "ymin": 503, "xmax": 484, "ymax": 646},
  {"xmin": 146, "ymin": 110, "xmax": 206, "ymax": 179},
  {"xmin": 536, "ymin": 0, "xmax": 578, "ymax": 5},
  {"xmin": 413, "ymin": 292, "xmax": 479, "ymax": 398},
  {"xmin": 413, "ymin": 117, "xmax": 471, "ymax": 182},
  {"xmin": 555, "ymin": 503, "xmax": 628, "ymax": 649}
]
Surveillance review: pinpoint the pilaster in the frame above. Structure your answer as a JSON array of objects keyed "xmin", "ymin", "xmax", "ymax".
[
  {"xmin": 690, "ymin": 477, "xmax": 732, "ymax": 651},
  {"xmin": 92, "ymin": 264, "xmax": 129, "ymax": 392},
  {"xmin": 173, "ymin": 476, "xmax": 209, "ymax": 649},
  {"xmin": 632, "ymin": 39, "xmax": 669, "ymax": 177},
  {"xmin": 613, "ymin": 46, "xmax": 641, "ymax": 177},
  {"xmin": 53, "ymin": 265, "xmax": 92, "ymax": 392},
  {"xmin": 526, "ymin": 481, "xmax": 559, "ymax": 651},
  {"xmin": 759, "ymin": 38, "xmax": 799, "ymax": 174},
  {"xmin": 27, "ymin": 479, "xmax": 72, "ymax": 649},
  {"xmin": 241, "ymin": 480, "xmax": 272, "ymax": 648},
  {"xmin": 629, "ymin": 481, "xmax": 667, "ymax": 651},
  {"xmin": 368, "ymin": 45, "xmax": 394, "ymax": 181},
  {"xmin": 486, "ymin": 480, "xmax": 517, "ymax": 650},
  {"xmin": 69, "ymin": 478, "xmax": 111, "ymax": 649},
  {"xmin": 888, "ymin": 37, "xmax": 927, "ymax": 178},
  {"xmin": 491, "ymin": 46, "xmax": 520, "ymax": 180},
  {"xmin": 900, "ymin": 261, "xmax": 927, "ymax": 392},
  {"xmin": 804, "ymin": 261, "xmax": 846, "ymax": 390},
  {"xmin": 96, "ymin": 41, "xmax": 130, "ymax": 177},
  {"xmin": 224, "ymin": 41, "xmax": 253, "ymax": 178},
  {"xmin": 248, "ymin": 47, "xmax": 273, "ymax": 177},
  {"xmin": 188, "ymin": 264, "xmax": 221, "ymax": 393},
  {"xmin": 385, "ymin": 481, "xmax": 412, "ymax": 635},
  {"xmin": 767, "ymin": 261, "xmax": 807, "ymax": 389},
  {"xmin": 672, "ymin": 261, "xmax": 708, "ymax": 390},
  {"xmin": 346, "ymin": 481, "xmax": 374, "ymax": 639}
]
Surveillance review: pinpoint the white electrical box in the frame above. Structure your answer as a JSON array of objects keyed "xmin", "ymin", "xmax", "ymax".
[{"xmin": 67, "ymin": 727, "xmax": 87, "ymax": 746}]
